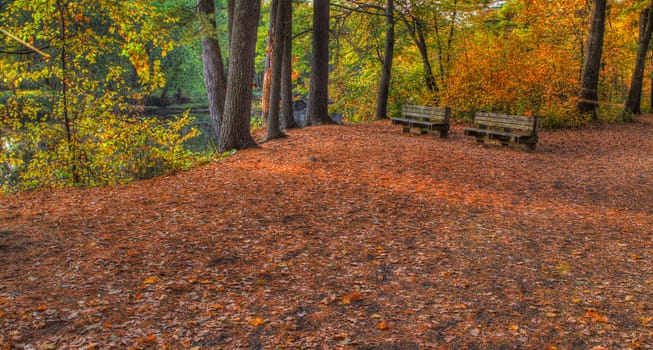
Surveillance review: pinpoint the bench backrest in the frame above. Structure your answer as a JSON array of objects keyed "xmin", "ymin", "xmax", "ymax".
[
  {"xmin": 474, "ymin": 112, "xmax": 539, "ymax": 135},
  {"xmin": 402, "ymin": 105, "xmax": 450, "ymax": 123}
]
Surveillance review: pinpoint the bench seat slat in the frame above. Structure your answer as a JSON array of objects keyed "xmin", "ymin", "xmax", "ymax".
[
  {"xmin": 392, "ymin": 104, "xmax": 451, "ymax": 138},
  {"xmin": 464, "ymin": 111, "xmax": 539, "ymax": 150}
]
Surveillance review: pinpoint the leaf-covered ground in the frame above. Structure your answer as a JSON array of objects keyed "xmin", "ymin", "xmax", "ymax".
[{"xmin": 1, "ymin": 117, "xmax": 653, "ymax": 349}]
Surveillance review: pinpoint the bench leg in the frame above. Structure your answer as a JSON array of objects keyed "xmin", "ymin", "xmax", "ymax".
[
  {"xmin": 439, "ymin": 130, "xmax": 448, "ymax": 138},
  {"xmin": 527, "ymin": 143, "xmax": 537, "ymax": 150},
  {"xmin": 475, "ymin": 138, "xmax": 485, "ymax": 144},
  {"xmin": 402, "ymin": 126, "xmax": 410, "ymax": 133},
  {"xmin": 420, "ymin": 129, "xmax": 429, "ymax": 135}
]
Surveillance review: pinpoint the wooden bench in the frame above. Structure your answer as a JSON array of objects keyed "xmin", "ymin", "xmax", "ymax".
[
  {"xmin": 391, "ymin": 105, "xmax": 450, "ymax": 138},
  {"xmin": 464, "ymin": 111, "xmax": 540, "ymax": 150}
]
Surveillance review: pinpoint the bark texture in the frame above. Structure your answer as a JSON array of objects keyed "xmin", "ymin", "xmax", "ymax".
[
  {"xmin": 217, "ymin": 0, "xmax": 261, "ymax": 152},
  {"xmin": 261, "ymin": 0, "xmax": 278, "ymax": 124},
  {"xmin": 577, "ymin": 0, "xmax": 607, "ymax": 118},
  {"xmin": 625, "ymin": 5, "xmax": 653, "ymax": 115},
  {"xmin": 374, "ymin": 0, "xmax": 395, "ymax": 120},
  {"xmin": 280, "ymin": 0, "xmax": 298, "ymax": 130},
  {"xmin": 265, "ymin": 0, "xmax": 287, "ymax": 140},
  {"xmin": 198, "ymin": 0, "xmax": 227, "ymax": 140},
  {"xmin": 306, "ymin": 0, "xmax": 332, "ymax": 125}
]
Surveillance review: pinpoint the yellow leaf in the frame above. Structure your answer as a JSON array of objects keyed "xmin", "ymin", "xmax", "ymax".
[
  {"xmin": 249, "ymin": 317, "xmax": 265, "ymax": 327},
  {"xmin": 555, "ymin": 261, "xmax": 570, "ymax": 275},
  {"xmin": 508, "ymin": 324, "xmax": 519, "ymax": 331},
  {"xmin": 143, "ymin": 276, "xmax": 157, "ymax": 285},
  {"xmin": 641, "ymin": 316, "xmax": 652, "ymax": 326}
]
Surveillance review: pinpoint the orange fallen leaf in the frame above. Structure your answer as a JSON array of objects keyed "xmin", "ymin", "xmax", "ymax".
[
  {"xmin": 584, "ymin": 309, "xmax": 608, "ymax": 323},
  {"xmin": 249, "ymin": 317, "xmax": 265, "ymax": 327},
  {"xmin": 35, "ymin": 304, "xmax": 47, "ymax": 311},
  {"xmin": 376, "ymin": 321, "xmax": 389, "ymax": 330},
  {"xmin": 343, "ymin": 291, "xmax": 364, "ymax": 304},
  {"xmin": 142, "ymin": 334, "xmax": 156, "ymax": 342},
  {"xmin": 143, "ymin": 276, "xmax": 157, "ymax": 285},
  {"xmin": 508, "ymin": 324, "xmax": 519, "ymax": 331}
]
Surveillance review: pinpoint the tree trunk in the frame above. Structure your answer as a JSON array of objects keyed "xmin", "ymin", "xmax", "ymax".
[
  {"xmin": 265, "ymin": 0, "xmax": 287, "ymax": 140},
  {"xmin": 218, "ymin": 0, "xmax": 261, "ymax": 152},
  {"xmin": 228, "ymin": 0, "xmax": 235, "ymax": 46},
  {"xmin": 306, "ymin": 0, "xmax": 333, "ymax": 126},
  {"xmin": 280, "ymin": 0, "xmax": 298, "ymax": 130},
  {"xmin": 56, "ymin": 0, "xmax": 80, "ymax": 184},
  {"xmin": 625, "ymin": 5, "xmax": 653, "ymax": 115},
  {"xmin": 374, "ymin": 0, "xmax": 394, "ymax": 120},
  {"xmin": 401, "ymin": 15, "xmax": 438, "ymax": 94},
  {"xmin": 577, "ymin": 0, "xmax": 607, "ymax": 119},
  {"xmin": 198, "ymin": 0, "xmax": 227, "ymax": 140},
  {"xmin": 261, "ymin": 0, "xmax": 278, "ymax": 124},
  {"xmin": 650, "ymin": 54, "xmax": 653, "ymax": 111}
]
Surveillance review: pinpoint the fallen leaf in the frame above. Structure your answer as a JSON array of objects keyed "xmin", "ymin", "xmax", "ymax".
[
  {"xmin": 555, "ymin": 261, "xmax": 570, "ymax": 275},
  {"xmin": 34, "ymin": 304, "xmax": 47, "ymax": 311},
  {"xmin": 321, "ymin": 294, "xmax": 336, "ymax": 305},
  {"xmin": 343, "ymin": 291, "xmax": 364, "ymax": 305},
  {"xmin": 584, "ymin": 309, "xmax": 608, "ymax": 323},
  {"xmin": 249, "ymin": 317, "xmax": 265, "ymax": 327},
  {"xmin": 376, "ymin": 321, "xmax": 389, "ymax": 330},
  {"xmin": 143, "ymin": 276, "xmax": 157, "ymax": 285},
  {"xmin": 142, "ymin": 334, "xmax": 156, "ymax": 342}
]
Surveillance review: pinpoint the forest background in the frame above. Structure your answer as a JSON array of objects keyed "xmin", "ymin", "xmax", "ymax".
[{"xmin": 0, "ymin": 0, "xmax": 651, "ymax": 192}]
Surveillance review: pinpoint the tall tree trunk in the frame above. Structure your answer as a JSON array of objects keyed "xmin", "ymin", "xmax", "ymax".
[
  {"xmin": 280, "ymin": 0, "xmax": 298, "ymax": 130},
  {"xmin": 374, "ymin": 0, "xmax": 394, "ymax": 120},
  {"xmin": 625, "ymin": 5, "xmax": 653, "ymax": 115},
  {"xmin": 650, "ymin": 54, "xmax": 653, "ymax": 111},
  {"xmin": 218, "ymin": 0, "xmax": 261, "ymax": 152},
  {"xmin": 198, "ymin": 0, "xmax": 227, "ymax": 140},
  {"xmin": 228, "ymin": 0, "xmax": 235, "ymax": 46},
  {"xmin": 306, "ymin": 0, "xmax": 332, "ymax": 125},
  {"xmin": 56, "ymin": 0, "xmax": 80, "ymax": 184},
  {"xmin": 577, "ymin": 0, "xmax": 607, "ymax": 119},
  {"xmin": 265, "ymin": 0, "xmax": 287, "ymax": 140},
  {"xmin": 261, "ymin": 0, "xmax": 278, "ymax": 124},
  {"xmin": 401, "ymin": 15, "xmax": 438, "ymax": 94}
]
